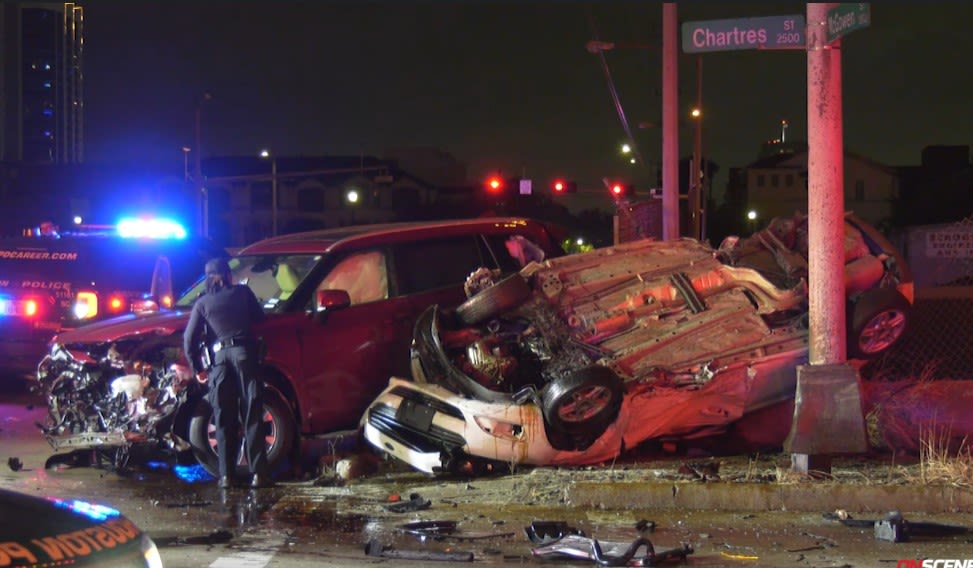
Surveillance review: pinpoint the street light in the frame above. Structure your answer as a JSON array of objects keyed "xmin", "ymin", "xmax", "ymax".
[
  {"xmin": 260, "ymin": 149, "xmax": 278, "ymax": 236},
  {"xmin": 193, "ymin": 92, "xmax": 212, "ymax": 238},
  {"xmin": 690, "ymin": 101, "xmax": 704, "ymax": 242},
  {"xmin": 747, "ymin": 210, "xmax": 758, "ymax": 234},
  {"xmin": 688, "ymin": 53, "xmax": 705, "ymax": 242}
]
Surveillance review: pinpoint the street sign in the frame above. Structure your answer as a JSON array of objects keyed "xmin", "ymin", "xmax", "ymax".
[
  {"xmin": 682, "ymin": 15, "xmax": 805, "ymax": 54},
  {"xmin": 519, "ymin": 178, "xmax": 532, "ymax": 196},
  {"xmin": 827, "ymin": 3, "xmax": 871, "ymax": 43}
]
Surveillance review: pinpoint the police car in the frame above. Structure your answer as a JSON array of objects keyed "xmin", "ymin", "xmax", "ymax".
[
  {"xmin": 0, "ymin": 218, "xmax": 224, "ymax": 379},
  {"xmin": 0, "ymin": 486, "xmax": 163, "ymax": 567}
]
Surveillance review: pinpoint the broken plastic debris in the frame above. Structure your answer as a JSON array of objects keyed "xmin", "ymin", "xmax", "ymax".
[{"xmin": 383, "ymin": 492, "xmax": 431, "ymax": 512}]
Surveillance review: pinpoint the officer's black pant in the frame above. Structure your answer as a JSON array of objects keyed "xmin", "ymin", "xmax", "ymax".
[{"xmin": 209, "ymin": 344, "xmax": 269, "ymax": 479}]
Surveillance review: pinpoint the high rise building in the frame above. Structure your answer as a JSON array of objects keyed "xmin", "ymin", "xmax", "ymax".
[{"xmin": 1, "ymin": 1, "xmax": 83, "ymax": 164}]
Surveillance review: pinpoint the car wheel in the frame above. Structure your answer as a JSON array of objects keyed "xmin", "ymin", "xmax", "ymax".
[
  {"xmin": 848, "ymin": 287, "xmax": 911, "ymax": 359},
  {"xmin": 541, "ymin": 366, "xmax": 623, "ymax": 442},
  {"xmin": 456, "ymin": 273, "xmax": 531, "ymax": 325},
  {"xmin": 189, "ymin": 386, "xmax": 296, "ymax": 478}
]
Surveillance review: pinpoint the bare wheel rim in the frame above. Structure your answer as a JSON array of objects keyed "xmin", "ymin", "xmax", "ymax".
[
  {"xmin": 858, "ymin": 308, "xmax": 907, "ymax": 354},
  {"xmin": 556, "ymin": 386, "xmax": 613, "ymax": 423},
  {"xmin": 206, "ymin": 407, "xmax": 278, "ymax": 465}
]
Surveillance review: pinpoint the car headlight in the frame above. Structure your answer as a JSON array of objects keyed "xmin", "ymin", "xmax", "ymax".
[{"xmin": 140, "ymin": 534, "xmax": 164, "ymax": 568}]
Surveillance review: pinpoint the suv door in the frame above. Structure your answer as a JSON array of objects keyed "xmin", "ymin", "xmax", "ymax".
[{"xmin": 298, "ymin": 235, "xmax": 503, "ymax": 433}]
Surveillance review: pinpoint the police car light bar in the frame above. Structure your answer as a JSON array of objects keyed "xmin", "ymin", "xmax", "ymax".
[{"xmin": 116, "ymin": 218, "xmax": 187, "ymax": 240}]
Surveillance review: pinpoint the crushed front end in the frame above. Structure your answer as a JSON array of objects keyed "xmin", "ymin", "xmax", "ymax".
[{"xmin": 34, "ymin": 334, "xmax": 201, "ymax": 464}]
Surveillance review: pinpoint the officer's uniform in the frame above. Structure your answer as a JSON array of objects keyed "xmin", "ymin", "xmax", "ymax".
[{"xmin": 183, "ymin": 274, "xmax": 268, "ymax": 486}]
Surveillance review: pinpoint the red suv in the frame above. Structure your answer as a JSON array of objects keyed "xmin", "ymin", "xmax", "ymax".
[{"xmin": 34, "ymin": 217, "xmax": 564, "ymax": 476}]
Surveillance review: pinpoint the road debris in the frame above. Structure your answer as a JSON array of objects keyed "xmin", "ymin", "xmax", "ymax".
[
  {"xmin": 824, "ymin": 510, "xmax": 971, "ymax": 543},
  {"xmin": 525, "ymin": 521, "xmax": 692, "ymax": 566},
  {"xmin": 364, "ymin": 538, "xmax": 474, "ymax": 561},
  {"xmin": 7, "ymin": 457, "xmax": 23, "ymax": 471},
  {"xmin": 383, "ymin": 492, "xmax": 432, "ymax": 512}
]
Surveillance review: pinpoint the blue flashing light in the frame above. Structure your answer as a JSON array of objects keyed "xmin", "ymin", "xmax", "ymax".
[
  {"xmin": 117, "ymin": 217, "xmax": 187, "ymax": 240},
  {"xmin": 51, "ymin": 498, "xmax": 121, "ymax": 521}
]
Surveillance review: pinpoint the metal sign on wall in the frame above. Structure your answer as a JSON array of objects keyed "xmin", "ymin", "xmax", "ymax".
[{"xmin": 682, "ymin": 15, "xmax": 805, "ymax": 53}]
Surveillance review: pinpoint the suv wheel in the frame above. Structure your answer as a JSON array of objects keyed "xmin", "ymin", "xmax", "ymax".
[{"xmin": 189, "ymin": 386, "xmax": 296, "ymax": 478}]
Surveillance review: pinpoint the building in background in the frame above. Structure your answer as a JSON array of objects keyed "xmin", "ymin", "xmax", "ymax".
[
  {"xmin": 1, "ymin": 1, "xmax": 83, "ymax": 165},
  {"xmin": 730, "ymin": 146, "xmax": 898, "ymax": 234}
]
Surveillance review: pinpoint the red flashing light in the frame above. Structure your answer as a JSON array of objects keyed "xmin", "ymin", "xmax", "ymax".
[
  {"xmin": 24, "ymin": 299, "xmax": 39, "ymax": 318},
  {"xmin": 611, "ymin": 184, "xmax": 623, "ymax": 195},
  {"xmin": 553, "ymin": 180, "xmax": 565, "ymax": 193}
]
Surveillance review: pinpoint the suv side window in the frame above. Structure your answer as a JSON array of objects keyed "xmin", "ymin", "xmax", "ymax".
[
  {"xmin": 317, "ymin": 249, "xmax": 389, "ymax": 305},
  {"xmin": 485, "ymin": 234, "xmax": 549, "ymax": 273},
  {"xmin": 393, "ymin": 236, "xmax": 486, "ymax": 296}
]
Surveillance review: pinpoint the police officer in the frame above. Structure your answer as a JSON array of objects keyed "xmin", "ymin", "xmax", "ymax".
[{"xmin": 183, "ymin": 258, "xmax": 272, "ymax": 489}]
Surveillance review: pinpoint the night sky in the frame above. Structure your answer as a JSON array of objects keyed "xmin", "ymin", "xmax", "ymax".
[{"xmin": 80, "ymin": 2, "xmax": 973, "ymax": 202}]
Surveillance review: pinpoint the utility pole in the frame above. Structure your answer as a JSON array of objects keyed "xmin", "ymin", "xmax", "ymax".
[
  {"xmin": 784, "ymin": 2, "xmax": 867, "ymax": 476},
  {"xmin": 690, "ymin": 55, "xmax": 703, "ymax": 241},
  {"xmin": 661, "ymin": 3, "xmax": 679, "ymax": 241}
]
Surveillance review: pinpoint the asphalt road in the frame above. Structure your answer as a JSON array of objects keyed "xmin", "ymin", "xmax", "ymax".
[{"xmin": 3, "ymin": 380, "xmax": 973, "ymax": 567}]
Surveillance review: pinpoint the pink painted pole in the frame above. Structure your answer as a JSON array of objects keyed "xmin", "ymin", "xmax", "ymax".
[{"xmin": 806, "ymin": 2, "xmax": 846, "ymax": 365}]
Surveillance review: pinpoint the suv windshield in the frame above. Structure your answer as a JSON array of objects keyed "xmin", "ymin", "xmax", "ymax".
[{"xmin": 175, "ymin": 254, "xmax": 321, "ymax": 312}]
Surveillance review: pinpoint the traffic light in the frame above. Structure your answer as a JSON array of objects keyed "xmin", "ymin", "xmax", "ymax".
[
  {"xmin": 551, "ymin": 179, "xmax": 577, "ymax": 194},
  {"xmin": 609, "ymin": 182, "xmax": 632, "ymax": 200},
  {"xmin": 484, "ymin": 175, "xmax": 505, "ymax": 194}
]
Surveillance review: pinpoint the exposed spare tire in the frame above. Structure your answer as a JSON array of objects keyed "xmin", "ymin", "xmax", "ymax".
[
  {"xmin": 189, "ymin": 385, "xmax": 296, "ymax": 478},
  {"xmin": 848, "ymin": 287, "xmax": 911, "ymax": 359},
  {"xmin": 456, "ymin": 273, "xmax": 531, "ymax": 325},
  {"xmin": 541, "ymin": 366, "xmax": 624, "ymax": 448}
]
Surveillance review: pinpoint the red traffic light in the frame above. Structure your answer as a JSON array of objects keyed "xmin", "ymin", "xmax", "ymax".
[
  {"xmin": 485, "ymin": 176, "xmax": 505, "ymax": 193},
  {"xmin": 607, "ymin": 181, "xmax": 632, "ymax": 200},
  {"xmin": 551, "ymin": 179, "xmax": 577, "ymax": 194}
]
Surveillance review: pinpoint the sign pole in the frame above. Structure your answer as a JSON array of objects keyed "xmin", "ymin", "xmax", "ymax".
[
  {"xmin": 785, "ymin": 2, "xmax": 868, "ymax": 475},
  {"xmin": 662, "ymin": 3, "xmax": 679, "ymax": 241}
]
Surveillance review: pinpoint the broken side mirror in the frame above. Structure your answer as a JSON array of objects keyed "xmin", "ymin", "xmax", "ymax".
[{"xmin": 314, "ymin": 289, "xmax": 351, "ymax": 320}]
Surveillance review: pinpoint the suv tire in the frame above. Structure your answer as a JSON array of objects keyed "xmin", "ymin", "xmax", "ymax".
[{"xmin": 189, "ymin": 385, "xmax": 296, "ymax": 478}]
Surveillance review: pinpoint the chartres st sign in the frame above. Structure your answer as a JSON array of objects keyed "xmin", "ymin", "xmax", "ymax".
[{"xmin": 682, "ymin": 15, "xmax": 806, "ymax": 53}]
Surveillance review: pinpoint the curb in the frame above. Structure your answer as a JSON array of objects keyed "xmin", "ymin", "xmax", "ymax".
[{"xmin": 567, "ymin": 481, "xmax": 973, "ymax": 514}]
